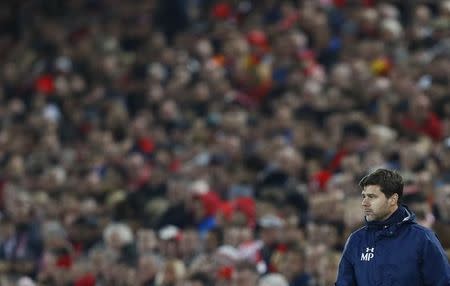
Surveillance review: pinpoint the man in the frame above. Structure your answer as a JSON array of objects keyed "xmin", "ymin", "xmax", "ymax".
[
  {"xmin": 0, "ymin": 192, "xmax": 43, "ymax": 280},
  {"xmin": 335, "ymin": 169, "xmax": 450, "ymax": 285},
  {"xmin": 279, "ymin": 243, "xmax": 311, "ymax": 286}
]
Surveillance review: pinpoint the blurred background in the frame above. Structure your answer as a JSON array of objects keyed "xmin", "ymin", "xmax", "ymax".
[{"xmin": 0, "ymin": 0, "xmax": 449, "ymax": 285}]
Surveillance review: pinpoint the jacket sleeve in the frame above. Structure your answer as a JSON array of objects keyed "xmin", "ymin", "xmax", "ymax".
[
  {"xmin": 420, "ymin": 231, "xmax": 450, "ymax": 285},
  {"xmin": 335, "ymin": 236, "xmax": 357, "ymax": 286}
]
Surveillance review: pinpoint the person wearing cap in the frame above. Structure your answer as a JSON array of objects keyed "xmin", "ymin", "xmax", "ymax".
[
  {"xmin": 335, "ymin": 168, "xmax": 450, "ymax": 285},
  {"xmin": 257, "ymin": 214, "xmax": 285, "ymax": 274},
  {"xmin": 158, "ymin": 225, "xmax": 182, "ymax": 260}
]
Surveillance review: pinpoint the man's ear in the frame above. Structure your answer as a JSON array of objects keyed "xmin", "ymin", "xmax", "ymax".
[{"xmin": 389, "ymin": 193, "xmax": 399, "ymax": 205}]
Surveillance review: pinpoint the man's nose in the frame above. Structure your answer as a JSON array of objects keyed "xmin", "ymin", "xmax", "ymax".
[{"xmin": 362, "ymin": 198, "xmax": 369, "ymax": 206}]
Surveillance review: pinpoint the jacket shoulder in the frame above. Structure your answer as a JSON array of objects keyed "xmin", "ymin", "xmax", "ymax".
[
  {"xmin": 345, "ymin": 225, "xmax": 367, "ymax": 245},
  {"xmin": 350, "ymin": 225, "xmax": 368, "ymax": 237},
  {"xmin": 409, "ymin": 223, "xmax": 435, "ymax": 236},
  {"xmin": 341, "ymin": 226, "xmax": 367, "ymax": 259},
  {"xmin": 407, "ymin": 224, "xmax": 442, "ymax": 245}
]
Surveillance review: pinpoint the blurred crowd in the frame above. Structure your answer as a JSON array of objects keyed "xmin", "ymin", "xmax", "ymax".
[{"xmin": 1, "ymin": 0, "xmax": 450, "ymax": 285}]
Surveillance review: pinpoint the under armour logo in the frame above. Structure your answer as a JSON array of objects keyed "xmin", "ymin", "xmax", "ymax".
[{"xmin": 361, "ymin": 247, "xmax": 375, "ymax": 261}]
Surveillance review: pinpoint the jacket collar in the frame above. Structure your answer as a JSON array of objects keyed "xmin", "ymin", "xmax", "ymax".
[{"xmin": 366, "ymin": 205, "xmax": 416, "ymax": 230}]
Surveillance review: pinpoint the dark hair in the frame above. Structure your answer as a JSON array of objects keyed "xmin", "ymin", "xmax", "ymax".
[
  {"xmin": 187, "ymin": 272, "xmax": 213, "ymax": 286},
  {"xmin": 358, "ymin": 169, "xmax": 403, "ymax": 203},
  {"xmin": 285, "ymin": 241, "xmax": 306, "ymax": 260},
  {"xmin": 235, "ymin": 260, "xmax": 258, "ymax": 273}
]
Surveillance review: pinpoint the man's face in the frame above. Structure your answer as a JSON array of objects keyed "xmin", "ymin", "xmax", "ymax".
[{"xmin": 361, "ymin": 185, "xmax": 397, "ymax": 222}]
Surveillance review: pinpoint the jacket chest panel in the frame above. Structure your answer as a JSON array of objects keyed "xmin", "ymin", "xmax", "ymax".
[{"xmin": 353, "ymin": 232, "xmax": 420, "ymax": 285}]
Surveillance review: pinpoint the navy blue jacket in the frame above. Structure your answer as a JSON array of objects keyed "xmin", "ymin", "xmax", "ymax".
[{"xmin": 336, "ymin": 206, "xmax": 450, "ymax": 285}]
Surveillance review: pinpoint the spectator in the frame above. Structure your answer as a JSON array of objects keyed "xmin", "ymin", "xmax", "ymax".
[
  {"xmin": 232, "ymin": 260, "xmax": 259, "ymax": 286},
  {"xmin": 182, "ymin": 272, "xmax": 213, "ymax": 286},
  {"xmin": 258, "ymin": 273, "xmax": 289, "ymax": 286},
  {"xmin": 0, "ymin": 191, "xmax": 43, "ymax": 280}
]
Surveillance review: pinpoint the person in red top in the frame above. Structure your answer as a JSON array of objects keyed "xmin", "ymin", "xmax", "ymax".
[{"xmin": 401, "ymin": 94, "xmax": 443, "ymax": 141}]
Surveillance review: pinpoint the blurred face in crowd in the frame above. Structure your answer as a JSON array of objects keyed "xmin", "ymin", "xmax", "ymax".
[
  {"xmin": 409, "ymin": 200, "xmax": 434, "ymax": 228},
  {"xmin": 111, "ymin": 263, "xmax": 136, "ymax": 286},
  {"xmin": 233, "ymin": 268, "xmax": 258, "ymax": 286},
  {"xmin": 160, "ymin": 239, "xmax": 180, "ymax": 259},
  {"xmin": 317, "ymin": 252, "xmax": 340, "ymax": 285},
  {"xmin": 180, "ymin": 229, "xmax": 200, "ymax": 258},
  {"xmin": 205, "ymin": 230, "xmax": 221, "ymax": 253},
  {"xmin": 223, "ymin": 226, "xmax": 253, "ymax": 247},
  {"xmin": 280, "ymin": 249, "xmax": 306, "ymax": 280},
  {"xmin": 224, "ymin": 227, "xmax": 241, "ymax": 247},
  {"xmin": 410, "ymin": 94, "xmax": 430, "ymax": 121},
  {"xmin": 167, "ymin": 179, "xmax": 187, "ymax": 204},
  {"xmin": 260, "ymin": 226, "xmax": 281, "ymax": 245},
  {"xmin": 414, "ymin": 5, "xmax": 431, "ymax": 24},
  {"xmin": 361, "ymin": 185, "xmax": 398, "ymax": 222},
  {"xmin": 137, "ymin": 254, "xmax": 159, "ymax": 283},
  {"xmin": 436, "ymin": 184, "xmax": 450, "ymax": 221},
  {"xmin": 137, "ymin": 228, "xmax": 158, "ymax": 253},
  {"xmin": 161, "ymin": 260, "xmax": 186, "ymax": 285},
  {"xmin": 308, "ymin": 223, "xmax": 338, "ymax": 249},
  {"xmin": 7, "ymin": 192, "xmax": 32, "ymax": 222}
]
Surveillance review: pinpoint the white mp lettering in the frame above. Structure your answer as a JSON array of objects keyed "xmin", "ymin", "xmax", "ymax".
[
  {"xmin": 361, "ymin": 247, "xmax": 375, "ymax": 261},
  {"xmin": 361, "ymin": 252, "xmax": 374, "ymax": 261}
]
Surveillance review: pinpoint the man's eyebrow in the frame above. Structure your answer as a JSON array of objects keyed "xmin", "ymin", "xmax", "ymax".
[{"xmin": 361, "ymin": 192, "xmax": 377, "ymax": 195}]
